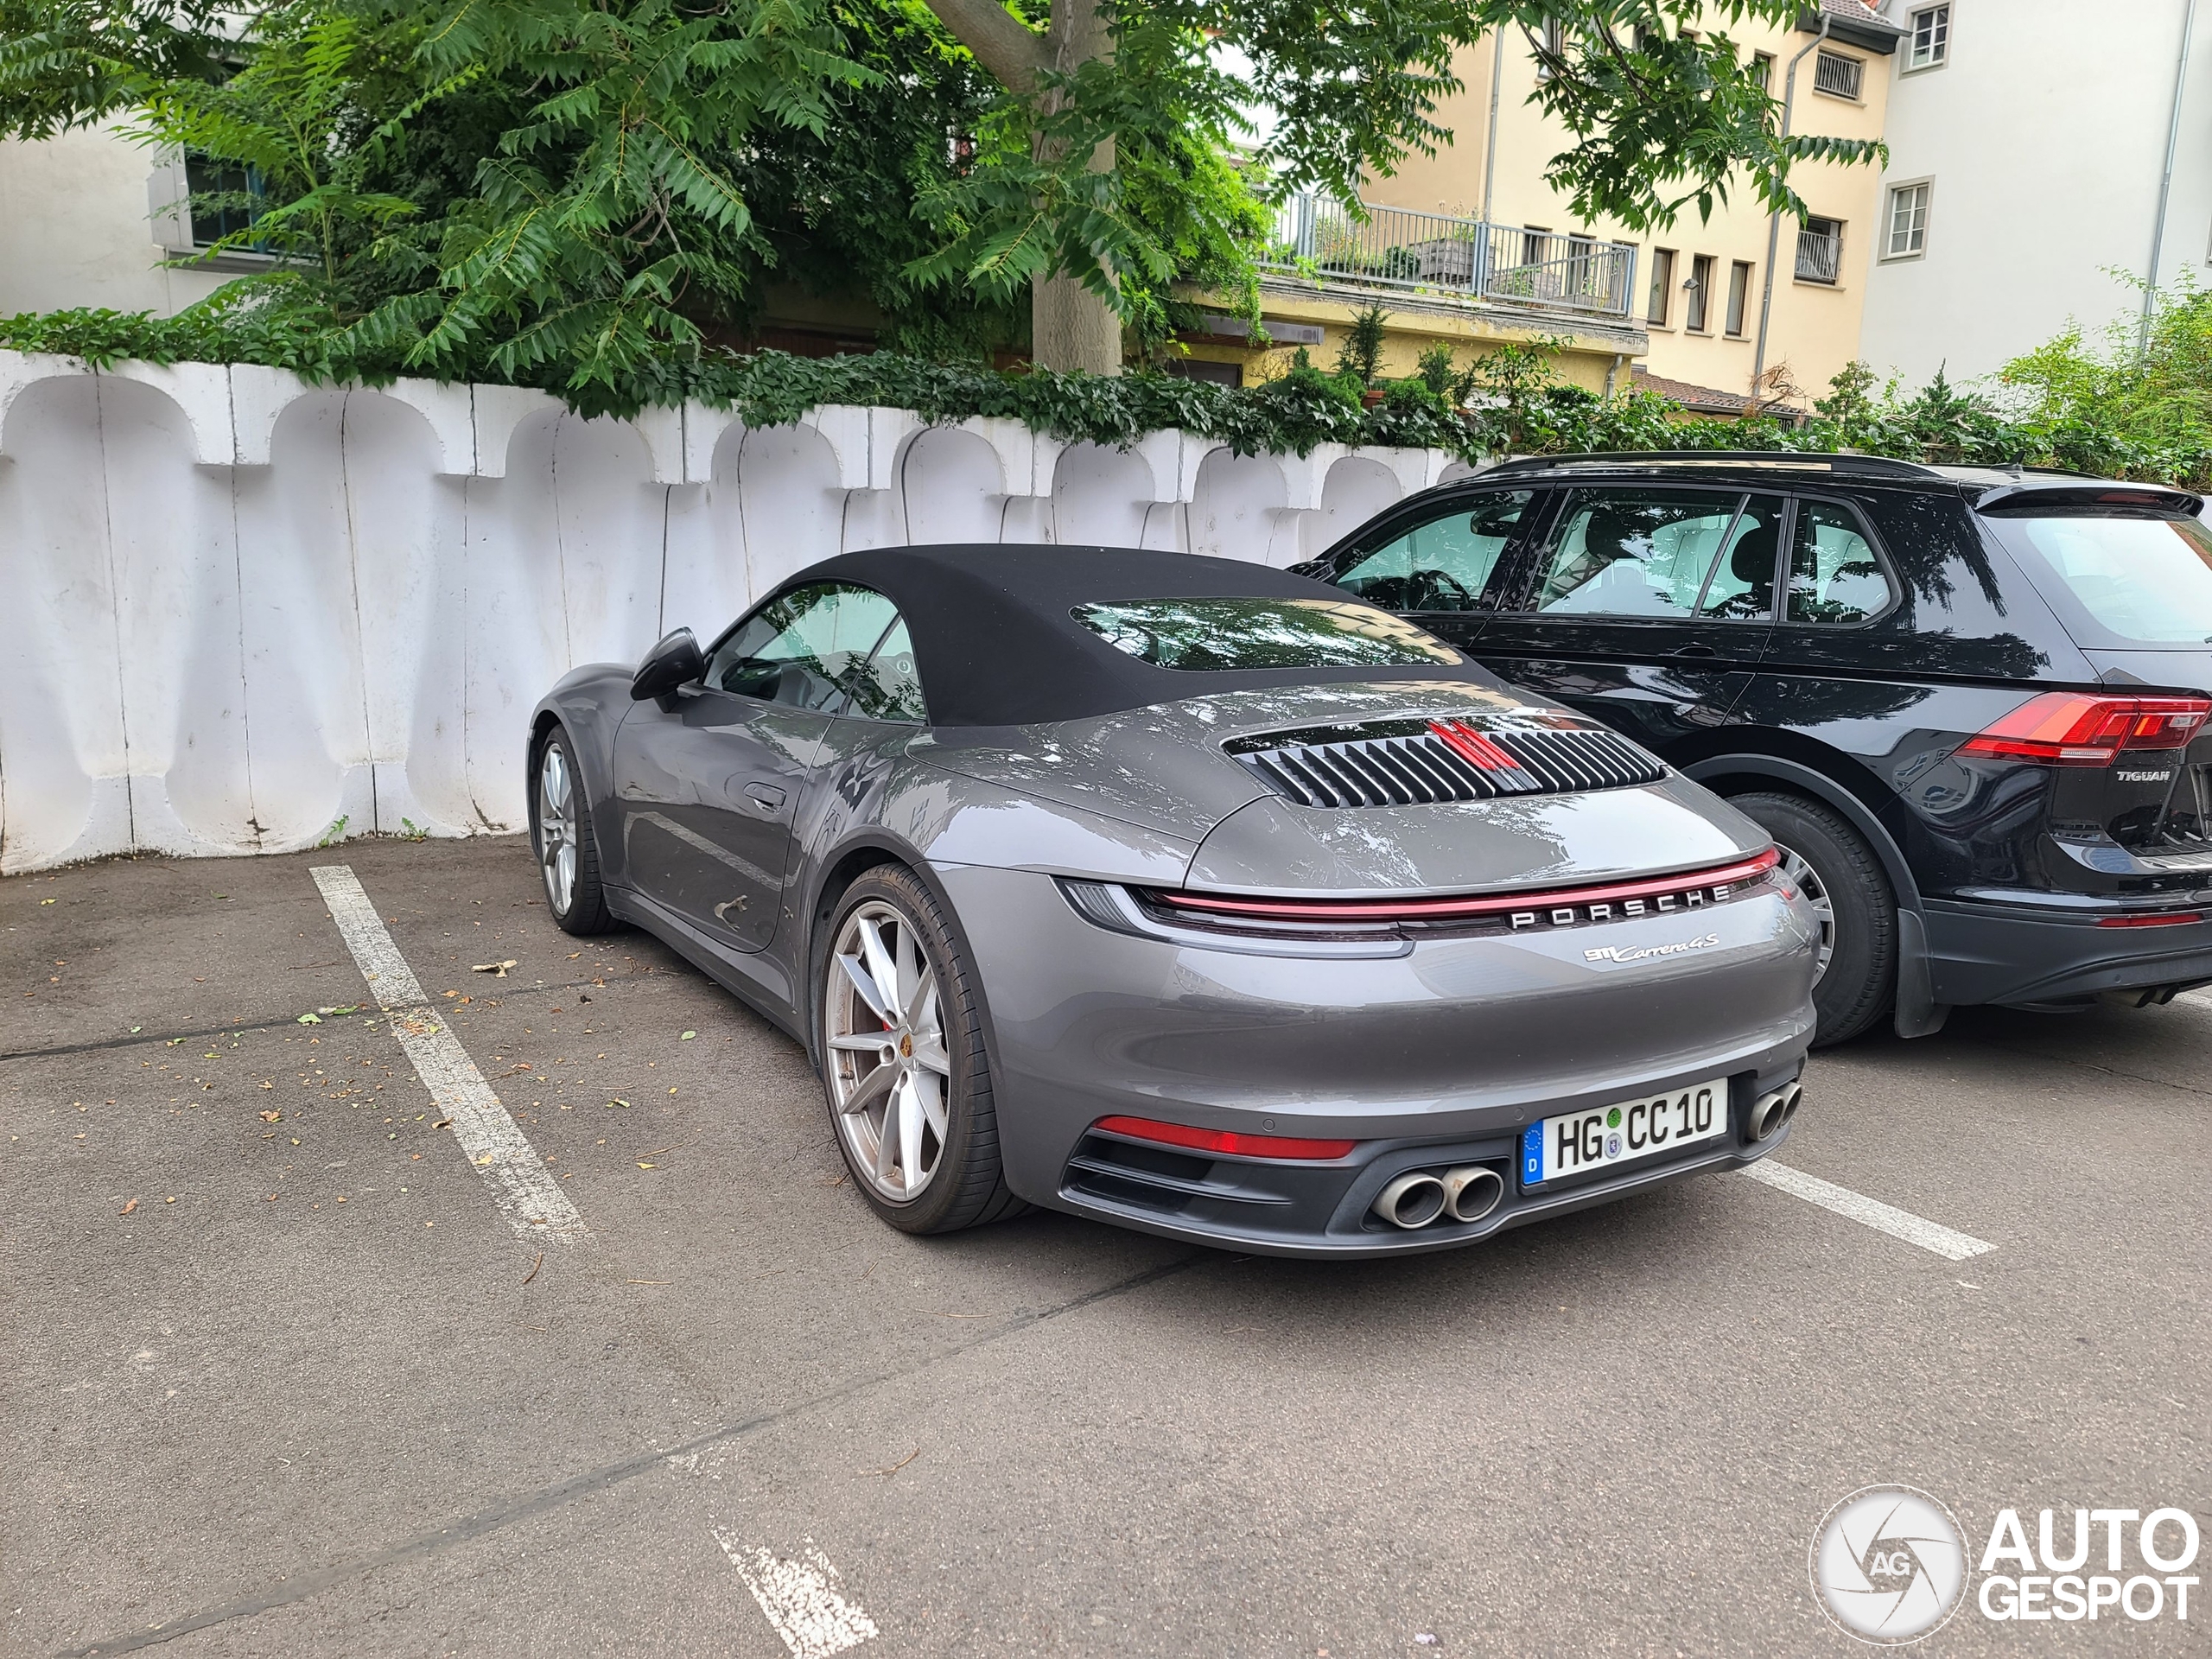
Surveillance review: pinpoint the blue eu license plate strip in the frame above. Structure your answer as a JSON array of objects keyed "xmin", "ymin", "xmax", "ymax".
[{"xmin": 1522, "ymin": 1078, "xmax": 1728, "ymax": 1187}]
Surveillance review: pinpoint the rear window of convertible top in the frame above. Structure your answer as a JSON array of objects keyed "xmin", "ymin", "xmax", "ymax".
[{"xmin": 1071, "ymin": 597, "xmax": 1464, "ymax": 671}]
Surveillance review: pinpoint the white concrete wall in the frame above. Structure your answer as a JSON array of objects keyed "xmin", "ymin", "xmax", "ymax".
[
  {"xmin": 1859, "ymin": 0, "xmax": 2212, "ymax": 386},
  {"xmin": 0, "ymin": 350, "xmax": 1477, "ymax": 872},
  {"xmin": 0, "ymin": 127, "xmax": 231, "ymax": 317}
]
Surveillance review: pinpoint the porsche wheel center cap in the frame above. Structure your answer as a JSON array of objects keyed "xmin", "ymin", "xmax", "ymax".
[{"xmin": 898, "ymin": 1033, "xmax": 913, "ymax": 1058}]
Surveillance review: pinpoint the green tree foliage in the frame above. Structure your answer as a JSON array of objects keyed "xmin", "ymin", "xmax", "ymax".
[
  {"xmin": 1996, "ymin": 277, "xmax": 2212, "ymax": 483},
  {"xmin": 1, "ymin": 0, "xmax": 1890, "ymax": 387}
]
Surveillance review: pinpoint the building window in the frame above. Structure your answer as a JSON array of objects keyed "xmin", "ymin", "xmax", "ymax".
[
  {"xmin": 1812, "ymin": 49, "xmax": 1864, "ymax": 100},
  {"xmin": 1687, "ymin": 254, "xmax": 1715, "ymax": 332},
  {"xmin": 1796, "ymin": 218, "xmax": 1843, "ymax": 284},
  {"xmin": 1646, "ymin": 248, "xmax": 1675, "ymax": 326},
  {"xmin": 1884, "ymin": 182, "xmax": 1931, "ymax": 259},
  {"xmin": 1536, "ymin": 19, "xmax": 1566, "ymax": 79},
  {"xmin": 1907, "ymin": 5, "xmax": 1950, "ymax": 71},
  {"xmin": 1725, "ymin": 261, "xmax": 1752, "ymax": 336},
  {"xmin": 1752, "ymin": 51, "xmax": 1776, "ymax": 92},
  {"xmin": 186, "ymin": 155, "xmax": 265, "ymax": 247}
]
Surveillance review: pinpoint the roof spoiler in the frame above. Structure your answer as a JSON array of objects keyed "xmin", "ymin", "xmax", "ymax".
[{"xmin": 1973, "ymin": 481, "xmax": 2206, "ymax": 518}]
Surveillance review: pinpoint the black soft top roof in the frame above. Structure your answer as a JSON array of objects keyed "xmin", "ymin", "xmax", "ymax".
[{"xmin": 779, "ymin": 543, "xmax": 1501, "ymax": 727}]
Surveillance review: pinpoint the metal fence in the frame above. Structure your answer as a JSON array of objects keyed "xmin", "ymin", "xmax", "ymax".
[
  {"xmin": 1794, "ymin": 224, "xmax": 1842, "ymax": 284},
  {"xmin": 1267, "ymin": 194, "xmax": 1637, "ymax": 319}
]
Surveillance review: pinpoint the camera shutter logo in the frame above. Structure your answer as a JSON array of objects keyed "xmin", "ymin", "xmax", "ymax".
[{"xmin": 1810, "ymin": 1486, "xmax": 1969, "ymax": 1644}]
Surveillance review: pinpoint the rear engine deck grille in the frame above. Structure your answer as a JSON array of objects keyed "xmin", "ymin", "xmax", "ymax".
[{"xmin": 1230, "ymin": 715, "xmax": 1665, "ymax": 808}]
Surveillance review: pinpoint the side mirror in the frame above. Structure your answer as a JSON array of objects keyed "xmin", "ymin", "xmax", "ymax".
[{"xmin": 632, "ymin": 628, "xmax": 706, "ymax": 702}]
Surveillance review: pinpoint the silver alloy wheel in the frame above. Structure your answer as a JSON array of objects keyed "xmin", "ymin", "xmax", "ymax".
[
  {"xmin": 824, "ymin": 900, "xmax": 952, "ymax": 1202},
  {"xmin": 537, "ymin": 741, "xmax": 577, "ymax": 916},
  {"xmin": 1776, "ymin": 842, "xmax": 1835, "ymax": 985}
]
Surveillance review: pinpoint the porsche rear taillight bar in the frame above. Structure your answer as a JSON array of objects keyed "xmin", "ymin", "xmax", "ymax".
[
  {"xmin": 1147, "ymin": 847, "xmax": 1782, "ymax": 925},
  {"xmin": 1956, "ymin": 693, "xmax": 2212, "ymax": 766}
]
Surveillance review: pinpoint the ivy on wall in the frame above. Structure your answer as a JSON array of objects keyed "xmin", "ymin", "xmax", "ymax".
[{"xmin": 6, "ymin": 288, "xmax": 2209, "ymax": 486}]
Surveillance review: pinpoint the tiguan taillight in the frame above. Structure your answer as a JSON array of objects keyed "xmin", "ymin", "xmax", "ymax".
[{"xmin": 1956, "ymin": 694, "xmax": 2212, "ymax": 766}]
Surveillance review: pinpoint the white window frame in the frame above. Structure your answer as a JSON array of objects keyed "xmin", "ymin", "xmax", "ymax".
[
  {"xmin": 1904, "ymin": 4, "xmax": 1952, "ymax": 73},
  {"xmin": 1882, "ymin": 180, "xmax": 1934, "ymax": 262}
]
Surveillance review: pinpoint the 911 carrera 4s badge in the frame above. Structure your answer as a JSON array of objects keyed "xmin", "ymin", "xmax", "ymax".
[{"xmin": 1583, "ymin": 932, "xmax": 1720, "ymax": 963}]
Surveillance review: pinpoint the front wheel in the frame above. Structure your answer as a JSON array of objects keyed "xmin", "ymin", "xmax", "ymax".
[
  {"xmin": 1732, "ymin": 791, "xmax": 1896, "ymax": 1046},
  {"xmin": 818, "ymin": 866, "xmax": 1024, "ymax": 1234},
  {"xmin": 532, "ymin": 725, "xmax": 617, "ymax": 936}
]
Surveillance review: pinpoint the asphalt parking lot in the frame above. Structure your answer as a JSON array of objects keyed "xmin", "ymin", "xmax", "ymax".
[{"xmin": 3, "ymin": 836, "xmax": 2205, "ymax": 1657}]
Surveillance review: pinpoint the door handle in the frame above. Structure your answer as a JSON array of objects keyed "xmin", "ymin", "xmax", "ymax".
[
  {"xmin": 1670, "ymin": 643, "xmax": 1719, "ymax": 659},
  {"xmin": 742, "ymin": 782, "xmax": 786, "ymax": 812}
]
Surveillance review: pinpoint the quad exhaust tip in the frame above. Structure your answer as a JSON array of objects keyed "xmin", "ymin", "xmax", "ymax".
[
  {"xmin": 1747, "ymin": 1082, "xmax": 1804, "ymax": 1143},
  {"xmin": 1372, "ymin": 1165, "xmax": 1504, "ymax": 1230}
]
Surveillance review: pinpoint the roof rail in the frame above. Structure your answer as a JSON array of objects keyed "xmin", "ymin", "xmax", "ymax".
[{"xmin": 1477, "ymin": 451, "xmax": 1948, "ymax": 480}]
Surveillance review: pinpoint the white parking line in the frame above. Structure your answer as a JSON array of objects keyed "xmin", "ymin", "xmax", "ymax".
[
  {"xmin": 1743, "ymin": 1159, "xmax": 1993, "ymax": 1261},
  {"xmin": 712, "ymin": 1532, "xmax": 880, "ymax": 1659},
  {"xmin": 311, "ymin": 865, "xmax": 587, "ymax": 1246}
]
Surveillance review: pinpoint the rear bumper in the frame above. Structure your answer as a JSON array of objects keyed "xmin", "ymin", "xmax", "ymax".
[
  {"xmin": 938, "ymin": 862, "xmax": 1817, "ymax": 1257},
  {"xmin": 1925, "ymin": 895, "xmax": 2212, "ymax": 1007}
]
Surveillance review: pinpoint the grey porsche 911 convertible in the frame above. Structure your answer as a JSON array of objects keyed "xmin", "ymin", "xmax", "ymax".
[{"xmin": 528, "ymin": 544, "xmax": 1817, "ymax": 1256}]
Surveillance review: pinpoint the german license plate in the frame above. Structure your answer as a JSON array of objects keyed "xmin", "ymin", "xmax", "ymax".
[{"xmin": 1522, "ymin": 1078, "xmax": 1729, "ymax": 1185}]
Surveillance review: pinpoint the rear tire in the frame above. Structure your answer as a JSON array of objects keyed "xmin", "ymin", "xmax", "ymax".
[
  {"xmin": 818, "ymin": 866, "xmax": 1025, "ymax": 1234},
  {"xmin": 531, "ymin": 724, "xmax": 618, "ymax": 937},
  {"xmin": 1732, "ymin": 791, "xmax": 1895, "ymax": 1046}
]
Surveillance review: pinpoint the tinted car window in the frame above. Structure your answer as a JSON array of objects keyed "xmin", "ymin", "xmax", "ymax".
[
  {"xmin": 1787, "ymin": 499, "xmax": 1894, "ymax": 624},
  {"xmin": 1530, "ymin": 489, "xmax": 1782, "ymax": 620},
  {"xmin": 1989, "ymin": 513, "xmax": 2212, "ymax": 646},
  {"xmin": 839, "ymin": 616, "xmax": 927, "ymax": 722},
  {"xmin": 1071, "ymin": 597, "xmax": 1461, "ymax": 669},
  {"xmin": 1335, "ymin": 491, "xmax": 1533, "ymax": 612},
  {"xmin": 708, "ymin": 582, "xmax": 899, "ymax": 709}
]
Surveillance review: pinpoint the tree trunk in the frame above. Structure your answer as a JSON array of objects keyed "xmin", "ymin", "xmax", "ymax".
[
  {"xmin": 1028, "ymin": 0, "xmax": 1121, "ymax": 372},
  {"xmin": 924, "ymin": 0, "xmax": 1124, "ymax": 372}
]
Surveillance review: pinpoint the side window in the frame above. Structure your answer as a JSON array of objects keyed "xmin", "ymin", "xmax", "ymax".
[
  {"xmin": 839, "ymin": 617, "xmax": 927, "ymax": 723},
  {"xmin": 1694, "ymin": 494, "xmax": 1785, "ymax": 620},
  {"xmin": 1529, "ymin": 489, "xmax": 1783, "ymax": 620},
  {"xmin": 1334, "ymin": 491, "xmax": 1534, "ymax": 613},
  {"xmin": 705, "ymin": 582, "xmax": 899, "ymax": 709},
  {"xmin": 1787, "ymin": 499, "xmax": 1895, "ymax": 624}
]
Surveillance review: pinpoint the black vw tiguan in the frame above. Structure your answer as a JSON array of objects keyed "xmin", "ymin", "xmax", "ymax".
[{"xmin": 1302, "ymin": 453, "xmax": 2212, "ymax": 1044}]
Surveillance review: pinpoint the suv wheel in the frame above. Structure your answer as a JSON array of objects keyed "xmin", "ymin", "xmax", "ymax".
[{"xmin": 1732, "ymin": 791, "xmax": 1896, "ymax": 1046}]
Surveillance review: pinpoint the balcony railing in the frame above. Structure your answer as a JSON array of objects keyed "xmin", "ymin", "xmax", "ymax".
[
  {"xmin": 1265, "ymin": 194, "xmax": 1638, "ymax": 320},
  {"xmin": 1795, "ymin": 225, "xmax": 1842, "ymax": 285}
]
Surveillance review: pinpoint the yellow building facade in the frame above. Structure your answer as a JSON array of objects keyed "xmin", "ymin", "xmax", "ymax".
[{"xmin": 1364, "ymin": 1, "xmax": 1900, "ymax": 412}]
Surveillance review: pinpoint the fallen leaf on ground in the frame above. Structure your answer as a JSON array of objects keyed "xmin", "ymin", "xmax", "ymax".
[
  {"xmin": 432, "ymin": 1118, "xmax": 452, "ymax": 1129},
  {"xmin": 296, "ymin": 1013, "xmax": 321, "ymax": 1025},
  {"xmin": 165, "ymin": 1197, "xmax": 175, "ymax": 1204},
  {"xmin": 679, "ymin": 1030, "xmax": 696, "ymax": 1040},
  {"xmin": 119, "ymin": 1198, "xmax": 137, "ymax": 1216},
  {"xmin": 625, "ymin": 1279, "xmax": 670, "ymax": 1286},
  {"xmin": 522, "ymin": 1251, "xmax": 544, "ymax": 1287},
  {"xmin": 472, "ymin": 961, "xmax": 518, "ymax": 977},
  {"xmin": 259, "ymin": 1109, "xmax": 283, "ymax": 1123},
  {"xmin": 40, "ymin": 898, "xmax": 54, "ymax": 905},
  {"xmin": 474, "ymin": 1153, "xmax": 496, "ymax": 1166},
  {"xmin": 858, "ymin": 1447, "xmax": 921, "ymax": 1479},
  {"xmin": 636, "ymin": 1161, "xmax": 657, "ymax": 1170}
]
